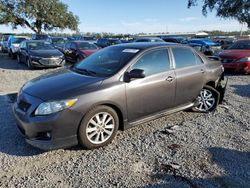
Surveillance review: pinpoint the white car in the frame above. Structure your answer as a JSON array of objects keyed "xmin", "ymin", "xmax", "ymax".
[{"xmin": 8, "ymin": 36, "xmax": 29, "ymax": 58}]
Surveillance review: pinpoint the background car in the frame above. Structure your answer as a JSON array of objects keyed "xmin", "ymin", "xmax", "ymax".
[
  {"xmin": 96, "ymin": 38, "xmax": 121, "ymax": 48},
  {"xmin": 188, "ymin": 38, "xmax": 221, "ymax": 56},
  {"xmin": 217, "ymin": 38, "xmax": 235, "ymax": 50},
  {"xmin": 64, "ymin": 41, "xmax": 99, "ymax": 63},
  {"xmin": 134, "ymin": 37, "xmax": 164, "ymax": 43},
  {"xmin": 47, "ymin": 37, "xmax": 68, "ymax": 52},
  {"xmin": 17, "ymin": 40, "xmax": 65, "ymax": 69},
  {"xmin": 31, "ymin": 34, "xmax": 49, "ymax": 40},
  {"xmin": 161, "ymin": 36, "xmax": 188, "ymax": 44},
  {"xmin": 1, "ymin": 33, "xmax": 13, "ymax": 53},
  {"xmin": 219, "ymin": 39, "xmax": 250, "ymax": 74},
  {"xmin": 7, "ymin": 36, "xmax": 29, "ymax": 59}
]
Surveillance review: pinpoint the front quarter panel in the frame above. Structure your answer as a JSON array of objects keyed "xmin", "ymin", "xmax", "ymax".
[{"xmin": 72, "ymin": 79, "xmax": 127, "ymax": 125}]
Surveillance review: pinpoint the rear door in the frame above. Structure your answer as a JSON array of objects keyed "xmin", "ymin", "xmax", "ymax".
[
  {"xmin": 171, "ymin": 47, "xmax": 206, "ymax": 106},
  {"xmin": 125, "ymin": 48, "xmax": 176, "ymax": 122}
]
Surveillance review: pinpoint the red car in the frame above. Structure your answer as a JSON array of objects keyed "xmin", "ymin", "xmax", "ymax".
[
  {"xmin": 219, "ymin": 39, "xmax": 250, "ymax": 74},
  {"xmin": 64, "ymin": 41, "xmax": 99, "ymax": 63}
]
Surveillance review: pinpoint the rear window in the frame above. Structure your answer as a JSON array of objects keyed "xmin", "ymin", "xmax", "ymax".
[
  {"xmin": 77, "ymin": 43, "xmax": 98, "ymax": 50},
  {"xmin": 229, "ymin": 40, "xmax": 250, "ymax": 50},
  {"xmin": 172, "ymin": 47, "xmax": 197, "ymax": 69}
]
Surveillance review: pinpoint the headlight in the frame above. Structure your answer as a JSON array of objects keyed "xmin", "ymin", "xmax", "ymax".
[
  {"xmin": 237, "ymin": 57, "xmax": 250, "ymax": 63},
  {"xmin": 35, "ymin": 99, "xmax": 77, "ymax": 116}
]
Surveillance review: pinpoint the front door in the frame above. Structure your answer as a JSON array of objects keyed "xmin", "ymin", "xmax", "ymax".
[{"xmin": 125, "ymin": 48, "xmax": 176, "ymax": 122}]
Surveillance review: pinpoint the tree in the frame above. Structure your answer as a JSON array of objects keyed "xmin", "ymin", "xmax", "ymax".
[
  {"xmin": 188, "ymin": 0, "xmax": 250, "ymax": 28},
  {"xmin": 0, "ymin": 0, "xmax": 79, "ymax": 34}
]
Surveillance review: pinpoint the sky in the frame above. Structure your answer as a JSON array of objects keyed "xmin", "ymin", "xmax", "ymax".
[{"xmin": 0, "ymin": 0, "xmax": 248, "ymax": 34}]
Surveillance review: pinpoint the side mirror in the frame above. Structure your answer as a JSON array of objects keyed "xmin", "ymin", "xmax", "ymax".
[
  {"xmin": 125, "ymin": 69, "xmax": 145, "ymax": 81},
  {"xmin": 20, "ymin": 47, "xmax": 26, "ymax": 51}
]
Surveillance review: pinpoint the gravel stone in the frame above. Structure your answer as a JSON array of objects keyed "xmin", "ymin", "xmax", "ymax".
[{"xmin": 0, "ymin": 53, "xmax": 249, "ymax": 187}]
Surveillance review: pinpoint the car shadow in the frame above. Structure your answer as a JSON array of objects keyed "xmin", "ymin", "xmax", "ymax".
[
  {"xmin": 0, "ymin": 94, "xmax": 44, "ymax": 156},
  {"xmin": 231, "ymin": 84, "xmax": 250, "ymax": 98},
  {"xmin": 145, "ymin": 147, "xmax": 250, "ymax": 188},
  {"xmin": 0, "ymin": 53, "xmax": 29, "ymax": 70}
]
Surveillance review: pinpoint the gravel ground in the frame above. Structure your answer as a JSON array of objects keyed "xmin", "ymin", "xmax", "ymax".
[{"xmin": 0, "ymin": 53, "xmax": 249, "ymax": 188}]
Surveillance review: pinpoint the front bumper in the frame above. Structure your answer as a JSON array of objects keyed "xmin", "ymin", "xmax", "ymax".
[
  {"xmin": 31, "ymin": 57, "xmax": 65, "ymax": 67},
  {"xmin": 223, "ymin": 62, "xmax": 250, "ymax": 73},
  {"xmin": 13, "ymin": 92, "xmax": 82, "ymax": 150}
]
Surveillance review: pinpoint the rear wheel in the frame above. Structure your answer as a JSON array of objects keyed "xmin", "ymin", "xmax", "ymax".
[
  {"xmin": 78, "ymin": 105, "xmax": 119, "ymax": 149},
  {"xmin": 27, "ymin": 58, "xmax": 34, "ymax": 70},
  {"xmin": 193, "ymin": 86, "xmax": 219, "ymax": 113}
]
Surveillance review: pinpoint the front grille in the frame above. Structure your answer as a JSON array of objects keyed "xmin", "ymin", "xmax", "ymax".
[
  {"xmin": 39, "ymin": 58, "xmax": 62, "ymax": 65},
  {"xmin": 18, "ymin": 100, "xmax": 31, "ymax": 112}
]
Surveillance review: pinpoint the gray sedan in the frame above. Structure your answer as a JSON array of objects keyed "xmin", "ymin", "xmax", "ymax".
[{"xmin": 13, "ymin": 42, "xmax": 226, "ymax": 150}]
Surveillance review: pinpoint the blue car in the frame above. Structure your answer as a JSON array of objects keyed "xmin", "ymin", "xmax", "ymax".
[{"xmin": 188, "ymin": 38, "xmax": 221, "ymax": 56}]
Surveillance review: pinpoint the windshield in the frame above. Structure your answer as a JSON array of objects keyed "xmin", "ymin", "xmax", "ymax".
[
  {"xmin": 77, "ymin": 42, "xmax": 98, "ymax": 50},
  {"xmin": 12, "ymin": 38, "xmax": 26, "ymax": 44},
  {"xmin": 52, "ymin": 38, "xmax": 66, "ymax": 44},
  {"xmin": 73, "ymin": 46, "xmax": 140, "ymax": 77},
  {"xmin": 109, "ymin": 40, "xmax": 121, "ymax": 45},
  {"xmin": 229, "ymin": 40, "xmax": 250, "ymax": 50},
  {"xmin": 27, "ymin": 42, "xmax": 55, "ymax": 50}
]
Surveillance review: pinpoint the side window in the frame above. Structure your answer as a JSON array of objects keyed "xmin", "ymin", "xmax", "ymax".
[
  {"xmin": 195, "ymin": 53, "xmax": 204, "ymax": 64},
  {"xmin": 132, "ymin": 49, "xmax": 170, "ymax": 76},
  {"xmin": 172, "ymin": 47, "xmax": 197, "ymax": 69},
  {"xmin": 65, "ymin": 42, "xmax": 71, "ymax": 49}
]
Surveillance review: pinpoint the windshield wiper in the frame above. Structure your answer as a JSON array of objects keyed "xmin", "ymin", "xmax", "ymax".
[{"xmin": 72, "ymin": 67, "xmax": 97, "ymax": 76}]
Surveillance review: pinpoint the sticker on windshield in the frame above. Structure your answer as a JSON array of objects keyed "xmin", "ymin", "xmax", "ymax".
[{"xmin": 122, "ymin": 49, "xmax": 139, "ymax": 53}]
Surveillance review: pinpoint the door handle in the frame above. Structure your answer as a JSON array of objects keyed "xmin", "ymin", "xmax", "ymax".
[
  {"xmin": 166, "ymin": 76, "xmax": 174, "ymax": 82},
  {"xmin": 201, "ymin": 69, "xmax": 205, "ymax": 73}
]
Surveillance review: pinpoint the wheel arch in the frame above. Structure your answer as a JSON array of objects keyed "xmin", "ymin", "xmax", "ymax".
[
  {"xmin": 78, "ymin": 102, "xmax": 125, "ymax": 132},
  {"xmin": 205, "ymin": 81, "xmax": 216, "ymax": 88}
]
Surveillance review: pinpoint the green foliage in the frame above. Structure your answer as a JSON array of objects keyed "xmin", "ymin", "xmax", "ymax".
[
  {"xmin": 0, "ymin": 0, "xmax": 79, "ymax": 33},
  {"xmin": 188, "ymin": 0, "xmax": 250, "ymax": 28}
]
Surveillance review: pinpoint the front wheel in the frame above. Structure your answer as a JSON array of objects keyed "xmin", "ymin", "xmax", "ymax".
[
  {"xmin": 193, "ymin": 86, "xmax": 219, "ymax": 113},
  {"xmin": 17, "ymin": 54, "xmax": 21, "ymax": 63},
  {"xmin": 78, "ymin": 106, "xmax": 119, "ymax": 149},
  {"xmin": 27, "ymin": 58, "xmax": 34, "ymax": 70}
]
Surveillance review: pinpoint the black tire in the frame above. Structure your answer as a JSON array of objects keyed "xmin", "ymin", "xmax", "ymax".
[
  {"xmin": 17, "ymin": 54, "xmax": 21, "ymax": 63},
  {"xmin": 10, "ymin": 51, "xmax": 15, "ymax": 59},
  {"xmin": 78, "ymin": 105, "xmax": 119, "ymax": 149},
  {"xmin": 192, "ymin": 85, "xmax": 220, "ymax": 113},
  {"xmin": 27, "ymin": 58, "xmax": 34, "ymax": 70}
]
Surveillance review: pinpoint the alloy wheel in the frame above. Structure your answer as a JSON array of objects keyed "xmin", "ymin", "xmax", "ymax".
[
  {"xmin": 195, "ymin": 88, "xmax": 216, "ymax": 112},
  {"xmin": 86, "ymin": 112, "xmax": 115, "ymax": 144}
]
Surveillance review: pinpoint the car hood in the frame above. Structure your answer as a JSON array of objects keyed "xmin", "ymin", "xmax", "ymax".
[
  {"xmin": 80, "ymin": 49, "xmax": 98, "ymax": 56},
  {"xmin": 29, "ymin": 49, "xmax": 63, "ymax": 58},
  {"xmin": 22, "ymin": 68, "xmax": 104, "ymax": 101},
  {"xmin": 219, "ymin": 49, "xmax": 250, "ymax": 59}
]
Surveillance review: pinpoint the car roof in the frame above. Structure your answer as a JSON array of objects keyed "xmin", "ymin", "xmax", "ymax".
[
  {"xmin": 115, "ymin": 42, "xmax": 179, "ymax": 50},
  {"xmin": 71, "ymin": 40, "xmax": 92, "ymax": 43},
  {"xmin": 26, "ymin": 40, "xmax": 47, "ymax": 43}
]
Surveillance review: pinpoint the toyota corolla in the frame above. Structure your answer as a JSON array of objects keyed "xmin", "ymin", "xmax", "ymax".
[{"xmin": 13, "ymin": 43, "xmax": 226, "ymax": 150}]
